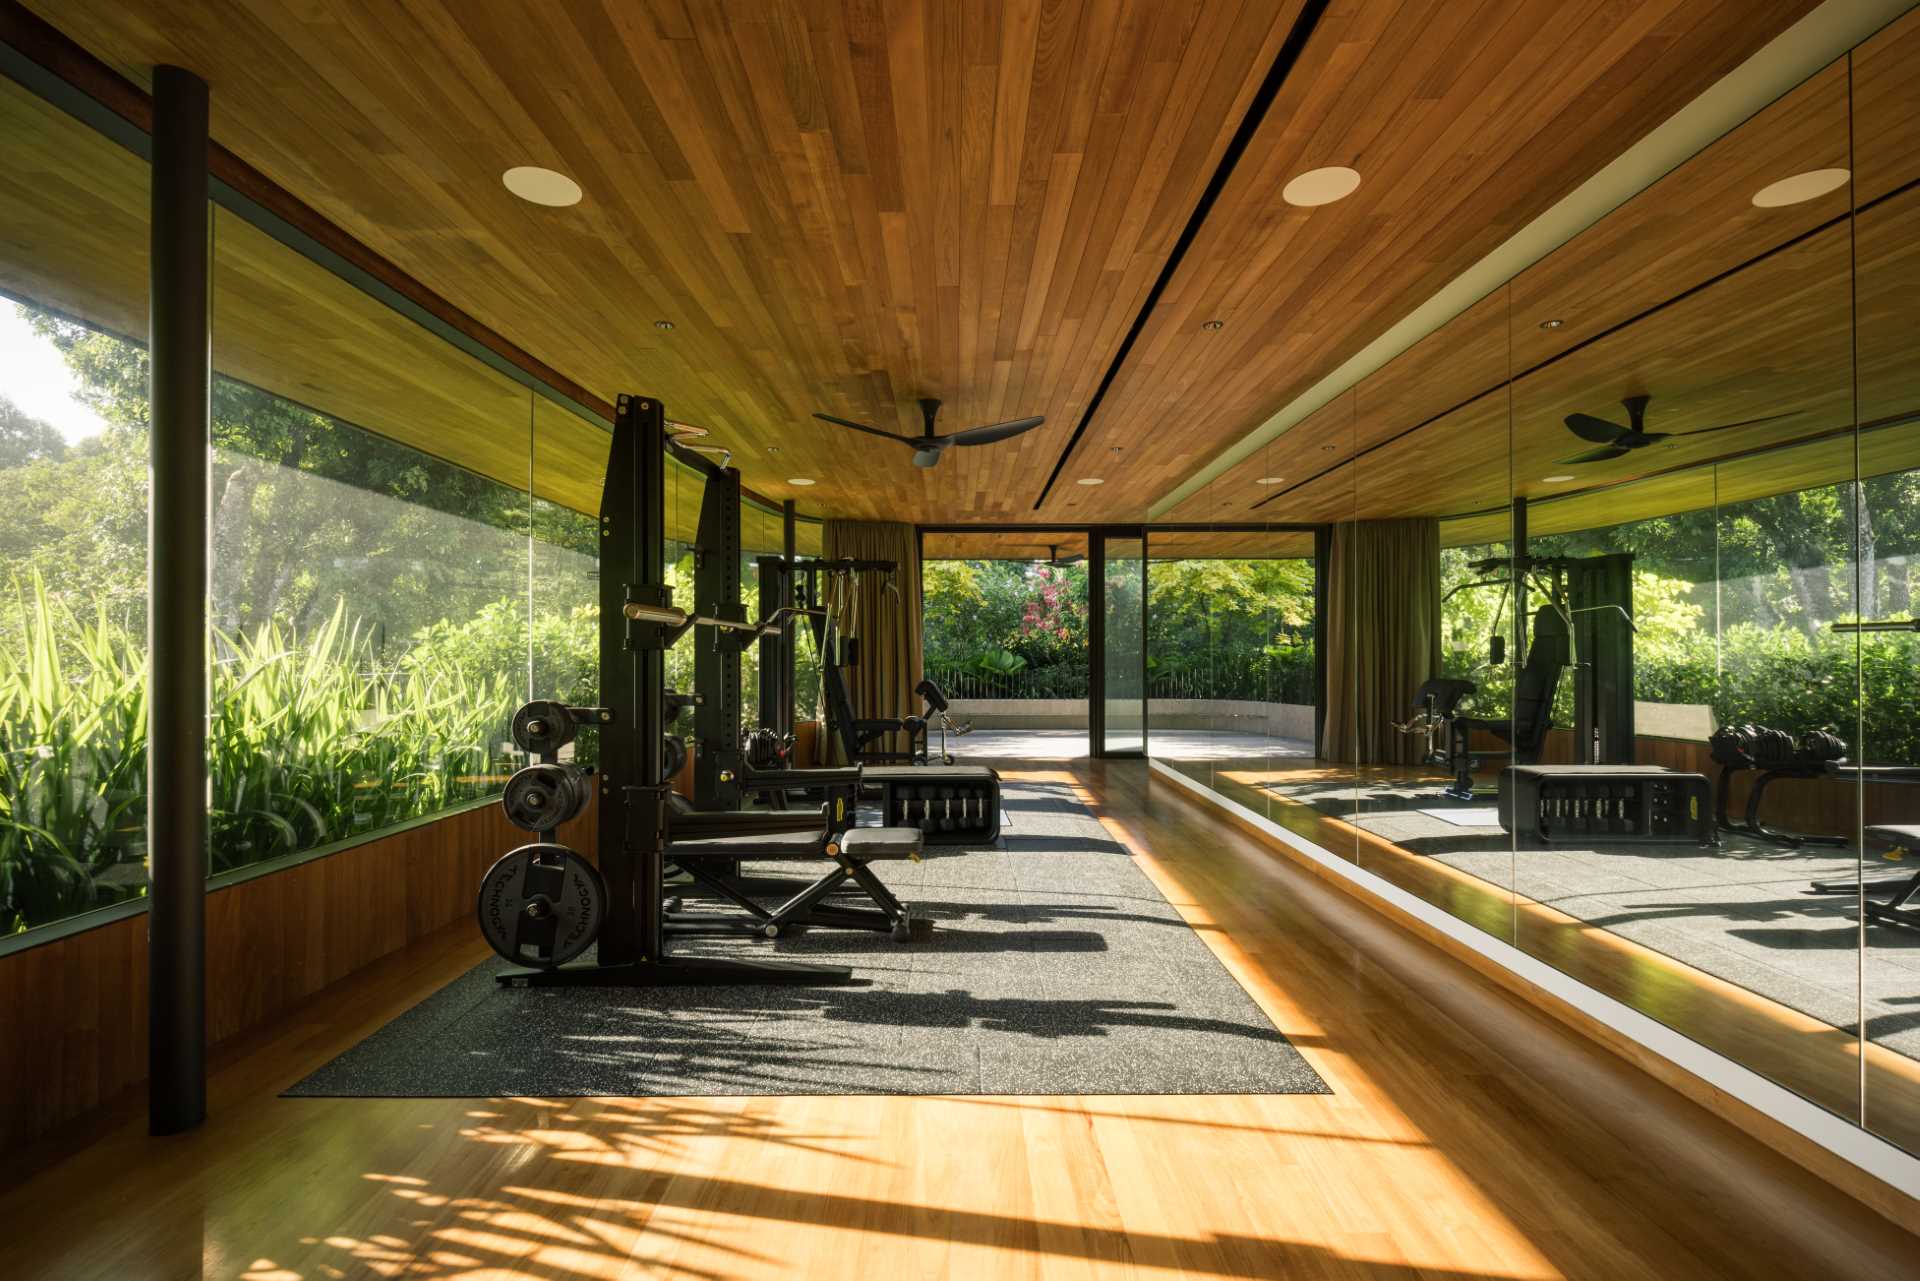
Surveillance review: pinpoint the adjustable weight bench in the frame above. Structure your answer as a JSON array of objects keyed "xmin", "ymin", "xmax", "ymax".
[
  {"xmin": 665, "ymin": 804, "xmax": 931, "ymax": 941},
  {"xmin": 1809, "ymin": 822, "xmax": 1920, "ymax": 932}
]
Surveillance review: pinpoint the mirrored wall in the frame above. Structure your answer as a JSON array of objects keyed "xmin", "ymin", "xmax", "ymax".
[{"xmin": 1154, "ymin": 9, "xmax": 1920, "ymax": 1157}]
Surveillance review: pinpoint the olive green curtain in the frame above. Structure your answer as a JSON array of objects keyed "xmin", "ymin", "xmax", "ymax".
[
  {"xmin": 821, "ymin": 519, "xmax": 923, "ymax": 764},
  {"xmin": 1322, "ymin": 518, "xmax": 1442, "ymax": 766}
]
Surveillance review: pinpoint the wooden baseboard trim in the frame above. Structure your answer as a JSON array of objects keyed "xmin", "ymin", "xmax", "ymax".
[{"xmin": 1148, "ymin": 758, "xmax": 1920, "ymax": 1234}]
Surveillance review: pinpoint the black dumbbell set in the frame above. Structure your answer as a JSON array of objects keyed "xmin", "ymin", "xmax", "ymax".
[{"xmin": 863, "ymin": 765, "xmax": 1001, "ymax": 844}]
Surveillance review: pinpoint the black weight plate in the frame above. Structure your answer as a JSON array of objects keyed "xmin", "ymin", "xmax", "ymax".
[
  {"xmin": 503, "ymin": 762, "xmax": 587, "ymax": 832},
  {"xmin": 512, "ymin": 699, "xmax": 576, "ymax": 756},
  {"xmin": 476, "ymin": 844, "xmax": 605, "ymax": 968},
  {"xmin": 662, "ymin": 734, "xmax": 688, "ymax": 781}
]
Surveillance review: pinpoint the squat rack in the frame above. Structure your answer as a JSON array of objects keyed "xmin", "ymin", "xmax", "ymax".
[{"xmin": 497, "ymin": 393, "xmax": 847, "ymax": 988}]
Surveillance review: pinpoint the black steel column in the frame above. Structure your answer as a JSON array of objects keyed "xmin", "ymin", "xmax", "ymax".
[
  {"xmin": 1312, "ymin": 524, "xmax": 1332, "ymax": 757},
  {"xmin": 1512, "ymin": 495, "xmax": 1529, "ymax": 669},
  {"xmin": 693, "ymin": 470, "xmax": 742, "ymax": 807},
  {"xmin": 599, "ymin": 395, "xmax": 667, "ymax": 965},
  {"xmin": 781, "ymin": 501, "xmax": 797, "ymax": 734},
  {"xmin": 147, "ymin": 64, "xmax": 210, "ymax": 1137},
  {"xmin": 1088, "ymin": 533, "xmax": 1107, "ymax": 756}
]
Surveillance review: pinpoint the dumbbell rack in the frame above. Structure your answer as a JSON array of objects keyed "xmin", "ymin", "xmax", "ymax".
[
  {"xmin": 864, "ymin": 766, "xmax": 1001, "ymax": 844},
  {"xmin": 1497, "ymin": 765, "xmax": 1715, "ymax": 848},
  {"xmin": 1708, "ymin": 725, "xmax": 1851, "ymax": 849},
  {"xmin": 491, "ymin": 394, "xmax": 850, "ymax": 989}
]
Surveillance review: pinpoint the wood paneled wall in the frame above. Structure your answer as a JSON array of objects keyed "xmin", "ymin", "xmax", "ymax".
[{"xmin": 0, "ymin": 798, "xmax": 594, "ymax": 1150}]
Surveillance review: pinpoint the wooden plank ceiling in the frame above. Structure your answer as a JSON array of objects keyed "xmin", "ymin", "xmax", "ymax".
[
  {"xmin": 1168, "ymin": 8, "xmax": 1920, "ymax": 548},
  {"xmin": 24, "ymin": 0, "xmax": 1824, "ymax": 528}
]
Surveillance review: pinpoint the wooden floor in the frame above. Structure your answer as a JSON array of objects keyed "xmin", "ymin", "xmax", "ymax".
[{"xmin": 4, "ymin": 759, "xmax": 1916, "ymax": 1280}]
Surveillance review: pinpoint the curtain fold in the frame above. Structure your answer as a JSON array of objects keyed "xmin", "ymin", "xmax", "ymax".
[
  {"xmin": 1322, "ymin": 518, "xmax": 1441, "ymax": 766},
  {"xmin": 821, "ymin": 520, "xmax": 923, "ymax": 764}
]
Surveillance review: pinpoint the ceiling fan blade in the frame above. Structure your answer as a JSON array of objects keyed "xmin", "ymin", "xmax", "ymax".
[
  {"xmin": 1564, "ymin": 413, "xmax": 1627, "ymax": 444},
  {"xmin": 1671, "ymin": 410, "xmax": 1800, "ymax": 437},
  {"xmin": 812, "ymin": 412, "xmax": 918, "ymax": 446},
  {"xmin": 940, "ymin": 415, "xmax": 1047, "ymax": 447},
  {"xmin": 1560, "ymin": 446, "xmax": 1632, "ymax": 465}
]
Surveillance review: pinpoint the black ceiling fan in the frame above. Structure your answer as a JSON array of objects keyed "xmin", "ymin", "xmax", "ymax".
[
  {"xmin": 1560, "ymin": 395, "xmax": 1795, "ymax": 465},
  {"xmin": 1026, "ymin": 543, "xmax": 1086, "ymax": 567},
  {"xmin": 813, "ymin": 397, "xmax": 1045, "ymax": 469}
]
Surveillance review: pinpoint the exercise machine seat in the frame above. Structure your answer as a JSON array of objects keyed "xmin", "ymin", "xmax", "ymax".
[
  {"xmin": 1456, "ymin": 606, "xmax": 1569, "ymax": 752},
  {"xmin": 1447, "ymin": 607, "xmax": 1569, "ymax": 796},
  {"xmin": 1409, "ymin": 677, "xmax": 1478, "ymax": 717},
  {"xmin": 914, "ymin": 678, "xmax": 950, "ymax": 714},
  {"xmin": 841, "ymin": 827, "xmax": 924, "ymax": 861}
]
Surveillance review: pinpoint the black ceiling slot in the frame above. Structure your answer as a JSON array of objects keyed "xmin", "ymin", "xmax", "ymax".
[{"xmin": 1031, "ymin": 0, "xmax": 1332, "ymax": 511}]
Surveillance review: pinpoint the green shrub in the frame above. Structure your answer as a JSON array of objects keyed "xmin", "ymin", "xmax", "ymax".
[{"xmin": 0, "ymin": 576, "xmax": 598, "ymax": 936}]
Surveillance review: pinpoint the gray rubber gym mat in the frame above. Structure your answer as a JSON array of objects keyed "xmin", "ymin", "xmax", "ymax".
[{"xmin": 286, "ymin": 780, "xmax": 1329, "ymax": 1099}]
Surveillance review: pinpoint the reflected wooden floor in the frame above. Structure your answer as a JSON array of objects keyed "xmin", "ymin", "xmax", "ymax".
[
  {"xmin": 2, "ymin": 759, "xmax": 1914, "ymax": 1279},
  {"xmin": 1185, "ymin": 756, "xmax": 1920, "ymax": 1159}
]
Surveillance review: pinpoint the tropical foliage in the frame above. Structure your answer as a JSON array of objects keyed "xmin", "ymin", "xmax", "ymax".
[{"xmin": 923, "ymin": 556, "xmax": 1317, "ymax": 703}]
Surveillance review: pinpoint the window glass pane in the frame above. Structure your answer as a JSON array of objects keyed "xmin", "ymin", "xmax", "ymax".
[
  {"xmin": 1852, "ymin": 9, "xmax": 1920, "ymax": 1156},
  {"xmin": 531, "ymin": 397, "xmax": 601, "ymax": 766},
  {"xmin": 0, "ymin": 77, "xmax": 149, "ymax": 935},
  {"xmin": 208, "ymin": 207, "xmax": 532, "ymax": 876}
]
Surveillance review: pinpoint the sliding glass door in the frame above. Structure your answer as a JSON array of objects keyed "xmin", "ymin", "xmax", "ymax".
[{"xmin": 1092, "ymin": 530, "xmax": 1146, "ymax": 757}]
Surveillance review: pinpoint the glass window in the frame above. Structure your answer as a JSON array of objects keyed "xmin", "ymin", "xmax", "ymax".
[
  {"xmin": 0, "ymin": 76, "xmax": 149, "ymax": 935},
  {"xmin": 208, "ymin": 207, "xmax": 535, "ymax": 877}
]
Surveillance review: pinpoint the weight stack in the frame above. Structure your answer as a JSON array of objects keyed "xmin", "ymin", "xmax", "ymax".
[
  {"xmin": 863, "ymin": 765, "xmax": 1002, "ymax": 844},
  {"xmin": 1497, "ymin": 765, "xmax": 1715, "ymax": 848}
]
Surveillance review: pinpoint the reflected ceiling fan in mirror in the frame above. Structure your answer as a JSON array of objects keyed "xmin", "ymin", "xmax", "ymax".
[
  {"xmin": 813, "ymin": 397, "xmax": 1045, "ymax": 468},
  {"xmin": 1559, "ymin": 394, "xmax": 1796, "ymax": 465}
]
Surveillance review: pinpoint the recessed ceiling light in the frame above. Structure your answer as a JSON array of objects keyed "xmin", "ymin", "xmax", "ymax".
[
  {"xmin": 787, "ymin": 477, "xmax": 816, "ymax": 486},
  {"xmin": 1076, "ymin": 477, "xmax": 1104, "ymax": 486},
  {"xmin": 1255, "ymin": 476, "xmax": 1285, "ymax": 485},
  {"xmin": 502, "ymin": 166, "xmax": 583, "ymax": 207},
  {"xmin": 1752, "ymin": 168, "xmax": 1849, "ymax": 207},
  {"xmin": 1282, "ymin": 166, "xmax": 1361, "ymax": 207},
  {"xmin": 1320, "ymin": 444, "xmax": 1338, "ymax": 452},
  {"xmin": 1202, "ymin": 319, "xmax": 1224, "ymax": 331},
  {"xmin": 1541, "ymin": 474, "xmax": 1576, "ymax": 483},
  {"xmin": 654, "ymin": 320, "xmax": 675, "ymax": 331},
  {"xmin": 1538, "ymin": 318, "xmax": 1564, "ymax": 331}
]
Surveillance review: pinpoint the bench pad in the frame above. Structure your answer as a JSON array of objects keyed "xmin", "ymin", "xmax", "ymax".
[{"xmin": 841, "ymin": 827, "xmax": 924, "ymax": 861}]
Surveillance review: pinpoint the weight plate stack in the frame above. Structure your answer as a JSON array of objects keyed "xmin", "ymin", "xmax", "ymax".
[
  {"xmin": 502, "ymin": 762, "xmax": 590, "ymax": 832},
  {"xmin": 476, "ymin": 844, "xmax": 606, "ymax": 968}
]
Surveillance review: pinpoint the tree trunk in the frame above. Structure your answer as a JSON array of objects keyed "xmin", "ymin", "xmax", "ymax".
[
  {"xmin": 209, "ymin": 461, "xmax": 261, "ymax": 632},
  {"xmin": 1854, "ymin": 481, "xmax": 1878, "ymax": 618},
  {"xmin": 242, "ymin": 425, "xmax": 309, "ymax": 624}
]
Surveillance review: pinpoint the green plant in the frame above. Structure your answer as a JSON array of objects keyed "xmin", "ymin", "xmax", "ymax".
[
  {"xmin": 0, "ymin": 578, "xmax": 600, "ymax": 936},
  {"xmin": 0, "ymin": 573, "xmax": 146, "ymax": 932}
]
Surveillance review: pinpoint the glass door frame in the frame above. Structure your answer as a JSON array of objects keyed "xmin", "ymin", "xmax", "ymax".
[
  {"xmin": 1089, "ymin": 526, "xmax": 1147, "ymax": 759},
  {"xmin": 916, "ymin": 522, "xmax": 1322, "ymax": 761}
]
